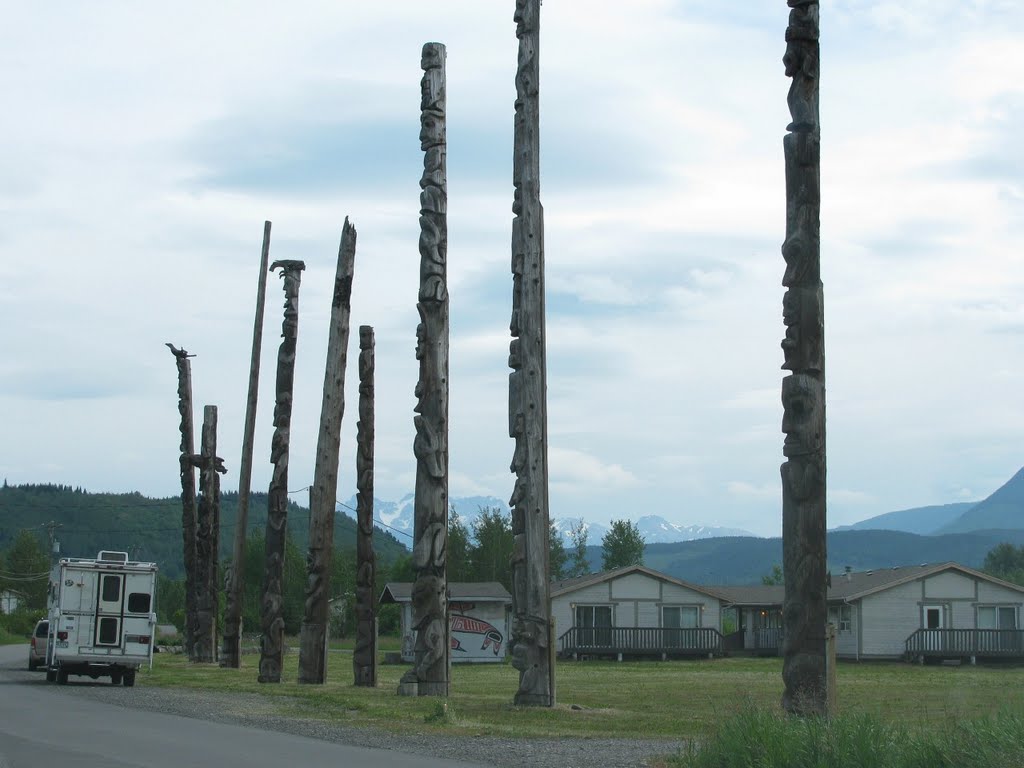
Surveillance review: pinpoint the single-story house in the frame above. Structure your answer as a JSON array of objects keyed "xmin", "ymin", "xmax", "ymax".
[
  {"xmin": 550, "ymin": 565, "xmax": 724, "ymax": 659},
  {"xmin": 714, "ymin": 562, "xmax": 1024, "ymax": 662},
  {"xmin": 379, "ymin": 582, "xmax": 511, "ymax": 663},
  {"xmin": 0, "ymin": 589, "xmax": 25, "ymax": 614}
]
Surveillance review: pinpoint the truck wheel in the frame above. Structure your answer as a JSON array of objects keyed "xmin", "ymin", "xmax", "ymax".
[
  {"xmin": 123, "ymin": 670, "xmax": 136, "ymax": 687},
  {"xmin": 57, "ymin": 666, "xmax": 68, "ymax": 685},
  {"xmin": 46, "ymin": 668, "xmax": 56, "ymax": 683},
  {"xmin": 111, "ymin": 670, "xmax": 123, "ymax": 685}
]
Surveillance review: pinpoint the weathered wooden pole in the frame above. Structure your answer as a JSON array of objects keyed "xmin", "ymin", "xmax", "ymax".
[
  {"xmin": 398, "ymin": 41, "xmax": 450, "ymax": 698},
  {"xmin": 222, "ymin": 220, "xmax": 272, "ymax": 669},
  {"xmin": 353, "ymin": 325, "xmax": 378, "ymax": 687},
  {"xmin": 192, "ymin": 404, "xmax": 227, "ymax": 663},
  {"xmin": 259, "ymin": 258, "xmax": 306, "ymax": 684},
  {"xmin": 508, "ymin": 0, "xmax": 554, "ymax": 708},
  {"xmin": 780, "ymin": 0, "xmax": 827, "ymax": 716},
  {"xmin": 166, "ymin": 343, "xmax": 199, "ymax": 660},
  {"xmin": 299, "ymin": 218, "xmax": 357, "ymax": 684}
]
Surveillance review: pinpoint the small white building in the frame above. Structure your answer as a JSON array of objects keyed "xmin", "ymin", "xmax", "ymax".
[
  {"xmin": 0, "ymin": 589, "xmax": 24, "ymax": 614},
  {"xmin": 379, "ymin": 582, "xmax": 511, "ymax": 663}
]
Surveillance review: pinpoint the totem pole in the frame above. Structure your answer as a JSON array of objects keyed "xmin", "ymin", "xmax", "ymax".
[
  {"xmin": 398, "ymin": 42, "xmax": 450, "ymax": 698},
  {"xmin": 299, "ymin": 219, "xmax": 357, "ymax": 684},
  {"xmin": 192, "ymin": 405, "xmax": 227, "ymax": 663},
  {"xmin": 353, "ymin": 325, "xmax": 378, "ymax": 687},
  {"xmin": 508, "ymin": 0, "xmax": 554, "ymax": 707},
  {"xmin": 223, "ymin": 221, "xmax": 272, "ymax": 668},
  {"xmin": 259, "ymin": 259, "xmax": 306, "ymax": 684},
  {"xmin": 166, "ymin": 342, "xmax": 198, "ymax": 660},
  {"xmin": 780, "ymin": 0, "xmax": 827, "ymax": 716}
]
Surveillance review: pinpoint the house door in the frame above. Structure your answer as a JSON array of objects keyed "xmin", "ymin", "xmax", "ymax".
[
  {"xmin": 95, "ymin": 573, "xmax": 124, "ymax": 647},
  {"xmin": 922, "ymin": 604, "xmax": 945, "ymax": 652},
  {"xmin": 576, "ymin": 605, "xmax": 612, "ymax": 647}
]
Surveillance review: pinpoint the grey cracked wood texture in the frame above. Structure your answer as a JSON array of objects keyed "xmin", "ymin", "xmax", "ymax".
[
  {"xmin": 353, "ymin": 325, "xmax": 377, "ymax": 687},
  {"xmin": 780, "ymin": 0, "xmax": 827, "ymax": 716},
  {"xmin": 508, "ymin": 0, "xmax": 554, "ymax": 708},
  {"xmin": 259, "ymin": 259, "xmax": 305, "ymax": 684},
  {"xmin": 166, "ymin": 343, "xmax": 198, "ymax": 660},
  {"xmin": 193, "ymin": 404, "xmax": 227, "ymax": 663},
  {"xmin": 299, "ymin": 218, "xmax": 357, "ymax": 684},
  {"xmin": 223, "ymin": 220, "xmax": 272, "ymax": 669},
  {"xmin": 399, "ymin": 41, "xmax": 450, "ymax": 698}
]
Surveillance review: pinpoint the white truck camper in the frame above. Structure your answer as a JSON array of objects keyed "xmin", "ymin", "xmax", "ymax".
[{"xmin": 46, "ymin": 550, "xmax": 157, "ymax": 686}]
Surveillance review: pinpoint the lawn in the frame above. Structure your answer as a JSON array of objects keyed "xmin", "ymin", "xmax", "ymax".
[{"xmin": 139, "ymin": 651, "xmax": 1024, "ymax": 741}]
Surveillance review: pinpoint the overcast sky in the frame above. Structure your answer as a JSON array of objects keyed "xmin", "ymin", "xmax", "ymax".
[{"xmin": 2, "ymin": 1, "xmax": 1022, "ymax": 538}]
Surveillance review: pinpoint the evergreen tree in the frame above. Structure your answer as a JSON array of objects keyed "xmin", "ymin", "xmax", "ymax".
[
  {"xmin": 567, "ymin": 518, "xmax": 589, "ymax": 578},
  {"xmin": 469, "ymin": 507, "xmax": 513, "ymax": 589},
  {"xmin": 549, "ymin": 520, "xmax": 567, "ymax": 581},
  {"xmin": 447, "ymin": 506, "xmax": 472, "ymax": 582},
  {"xmin": 601, "ymin": 519, "xmax": 645, "ymax": 571},
  {"xmin": 983, "ymin": 542, "xmax": 1024, "ymax": 585},
  {"xmin": 0, "ymin": 530, "xmax": 50, "ymax": 609}
]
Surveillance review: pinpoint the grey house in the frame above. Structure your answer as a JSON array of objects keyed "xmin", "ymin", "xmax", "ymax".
[
  {"xmin": 550, "ymin": 565, "xmax": 725, "ymax": 659},
  {"xmin": 715, "ymin": 562, "xmax": 1024, "ymax": 661}
]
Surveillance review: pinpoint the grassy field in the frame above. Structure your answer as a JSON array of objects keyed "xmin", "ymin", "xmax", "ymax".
[{"xmin": 139, "ymin": 651, "xmax": 1024, "ymax": 742}]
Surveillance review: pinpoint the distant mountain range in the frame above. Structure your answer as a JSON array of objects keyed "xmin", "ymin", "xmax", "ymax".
[
  {"xmin": 831, "ymin": 467, "xmax": 1024, "ymax": 536},
  {"xmin": 341, "ymin": 495, "xmax": 755, "ymax": 547}
]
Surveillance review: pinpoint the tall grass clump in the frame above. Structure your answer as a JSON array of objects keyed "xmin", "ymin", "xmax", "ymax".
[{"xmin": 671, "ymin": 708, "xmax": 1024, "ymax": 768}]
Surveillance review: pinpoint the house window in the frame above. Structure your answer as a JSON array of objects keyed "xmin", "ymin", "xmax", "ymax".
[
  {"xmin": 663, "ymin": 606, "xmax": 699, "ymax": 629},
  {"xmin": 978, "ymin": 606, "xmax": 1017, "ymax": 630},
  {"xmin": 575, "ymin": 605, "xmax": 612, "ymax": 646},
  {"xmin": 827, "ymin": 604, "xmax": 851, "ymax": 632}
]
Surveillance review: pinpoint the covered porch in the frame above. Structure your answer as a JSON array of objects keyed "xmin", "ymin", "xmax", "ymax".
[{"xmin": 557, "ymin": 625, "xmax": 724, "ymax": 660}]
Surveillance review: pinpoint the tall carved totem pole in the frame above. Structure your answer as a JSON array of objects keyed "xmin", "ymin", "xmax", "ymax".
[
  {"xmin": 259, "ymin": 259, "xmax": 305, "ymax": 684},
  {"xmin": 166, "ymin": 343, "xmax": 198, "ymax": 660},
  {"xmin": 780, "ymin": 0, "xmax": 827, "ymax": 715},
  {"xmin": 508, "ymin": 0, "xmax": 554, "ymax": 708},
  {"xmin": 193, "ymin": 404, "xmax": 226, "ymax": 663},
  {"xmin": 399, "ymin": 42, "xmax": 450, "ymax": 698},
  {"xmin": 353, "ymin": 325, "xmax": 377, "ymax": 687},
  {"xmin": 299, "ymin": 219, "xmax": 357, "ymax": 684}
]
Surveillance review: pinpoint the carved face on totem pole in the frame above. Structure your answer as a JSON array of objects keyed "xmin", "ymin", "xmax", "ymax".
[
  {"xmin": 513, "ymin": 0, "xmax": 537, "ymax": 37},
  {"xmin": 781, "ymin": 374, "xmax": 824, "ymax": 458},
  {"xmin": 781, "ymin": 287, "xmax": 823, "ymax": 373}
]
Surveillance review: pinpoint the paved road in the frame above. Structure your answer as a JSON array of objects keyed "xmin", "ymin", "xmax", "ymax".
[{"xmin": 0, "ymin": 644, "xmax": 486, "ymax": 768}]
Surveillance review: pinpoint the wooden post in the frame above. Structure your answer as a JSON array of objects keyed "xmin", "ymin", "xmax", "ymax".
[
  {"xmin": 166, "ymin": 343, "xmax": 199, "ymax": 660},
  {"xmin": 299, "ymin": 219, "xmax": 357, "ymax": 684},
  {"xmin": 353, "ymin": 325, "xmax": 378, "ymax": 687},
  {"xmin": 192, "ymin": 405, "xmax": 227, "ymax": 663},
  {"xmin": 780, "ymin": 0, "xmax": 827, "ymax": 716},
  {"xmin": 825, "ymin": 622, "xmax": 837, "ymax": 715},
  {"xmin": 508, "ymin": 0, "xmax": 554, "ymax": 707},
  {"xmin": 399, "ymin": 42, "xmax": 450, "ymax": 698},
  {"xmin": 259, "ymin": 259, "xmax": 306, "ymax": 684},
  {"xmin": 223, "ymin": 220, "xmax": 272, "ymax": 669}
]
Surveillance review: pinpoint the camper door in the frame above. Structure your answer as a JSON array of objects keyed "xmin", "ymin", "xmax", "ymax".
[{"xmin": 95, "ymin": 572, "xmax": 124, "ymax": 646}]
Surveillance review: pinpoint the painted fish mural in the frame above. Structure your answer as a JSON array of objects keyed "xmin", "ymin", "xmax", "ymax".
[{"xmin": 450, "ymin": 613, "xmax": 504, "ymax": 656}]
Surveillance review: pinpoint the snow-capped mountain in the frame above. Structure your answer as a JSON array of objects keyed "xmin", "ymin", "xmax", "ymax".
[
  {"xmin": 633, "ymin": 514, "xmax": 754, "ymax": 543},
  {"xmin": 339, "ymin": 497, "xmax": 754, "ymax": 548}
]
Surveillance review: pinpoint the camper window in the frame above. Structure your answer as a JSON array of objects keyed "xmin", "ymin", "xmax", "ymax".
[{"xmin": 128, "ymin": 593, "xmax": 151, "ymax": 613}]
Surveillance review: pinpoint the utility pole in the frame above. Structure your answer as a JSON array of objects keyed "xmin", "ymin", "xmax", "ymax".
[{"xmin": 223, "ymin": 221, "xmax": 272, "ymax": 669}]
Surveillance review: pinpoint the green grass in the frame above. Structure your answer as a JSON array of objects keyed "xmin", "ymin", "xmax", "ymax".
[
  {"xmin": 668, "ymin": 707, "xmax": 1024, "ymax": 768},
  {"xmin": 138, "ymin": 654, "xmax": 1024, "ymax": 743},
  {"xmin": 0, "ymin": 626, "xmax": 25, "ymax": 645}
]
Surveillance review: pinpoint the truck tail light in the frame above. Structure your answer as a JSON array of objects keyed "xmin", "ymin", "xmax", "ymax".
[
  {"xmin": 126, "ymin": 635, "xmax": 150, "ymax": 645},
  {"xmin": 57, "ymin": 631, "xmax": 68, "ymax": 640}
]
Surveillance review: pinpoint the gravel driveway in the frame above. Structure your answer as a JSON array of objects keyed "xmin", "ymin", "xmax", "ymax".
[{"xmin": 4, "ymin": 649, "xmax": 684, "ymax": 768}]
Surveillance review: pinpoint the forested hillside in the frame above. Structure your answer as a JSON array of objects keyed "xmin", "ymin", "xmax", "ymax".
[{"xmin": 0, "ymin": 483, "xmax": 408, "ymax": 579}]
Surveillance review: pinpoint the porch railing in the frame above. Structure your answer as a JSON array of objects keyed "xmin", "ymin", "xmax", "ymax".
[
  {"xmin": 754, "ymin": 627, "xmax": 783, "ymax": 651},
  {"xmin": 558, "ymin": 626, "xmax": 723, "ymax": 657},
  {"xmin": 906, "ymin": 629, "xmax": 1024, "ymax": 658}
]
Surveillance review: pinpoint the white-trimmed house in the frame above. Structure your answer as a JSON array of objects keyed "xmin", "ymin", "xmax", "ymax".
[
  {"xmin": 550, "ymin": 565, "xmax": 725, "ymax": 659},
  {"xmin": 715, "ymin": 562, "xmax": 1024, "ymax": 662},
  {"xmin": 0, "ymin": 588, "xmax": 25, "ymax": 614},
  {"xmin": 379, "ymin": 582, "xmax": 511, "ymax": 663}
]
